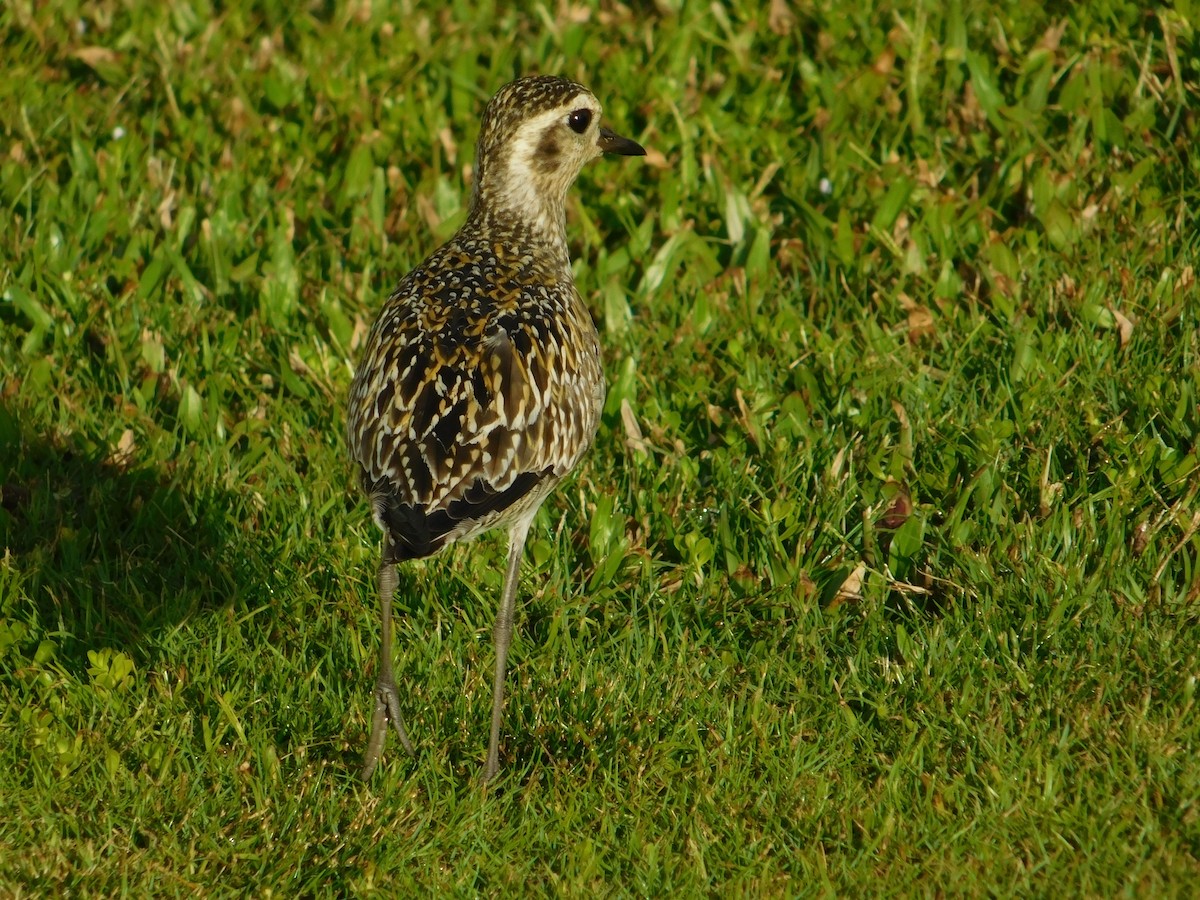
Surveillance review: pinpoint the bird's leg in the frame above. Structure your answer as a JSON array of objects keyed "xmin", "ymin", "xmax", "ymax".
[
  {"xmin": 360, "ymin": 549, "xmax": 415, "ymax": 780},
  {"xmin": 485, "ymin": 517, "xmax": 532, "ymax": 782}
]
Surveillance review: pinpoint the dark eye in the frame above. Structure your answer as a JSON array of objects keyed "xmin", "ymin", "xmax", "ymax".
[{"xmin": 567, "ymin": 109, "xmax": 592, "ymax": 134}]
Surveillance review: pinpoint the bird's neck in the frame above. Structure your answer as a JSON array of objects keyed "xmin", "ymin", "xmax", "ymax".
[
  {"xmin": 465, "ymin": 143, "xmax": 577, "ymax": 269},
  {"xmin": 464, "ymin": 184, "xmax": 572, "ymax": 274}
]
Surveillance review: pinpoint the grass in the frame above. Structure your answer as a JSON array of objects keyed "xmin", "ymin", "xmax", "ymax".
[{"xmin": 2, "ymin": 0, "xmax": 1199, "ymax": 894}]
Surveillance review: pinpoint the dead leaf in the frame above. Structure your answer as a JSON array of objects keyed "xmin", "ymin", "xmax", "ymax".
[
  {"xmin": 831, "ymin": 563, "xmax": 866, "ymax": 607},
  {"xmin": 828, "ymin": 444, "xmax": 849, "ymax": 482},
  {"xmin": 898, "ymin": 292, "xmax": 936, "ymax": 341},
  {"xmin": 1037, "ymin": 20, "xmax": 1068, "ymax": 53},
  {"xmin": 1109, "ymin": 304, "xmax": 1135, "ymax": 348},
  {"xmin": 872, "ymin": 47, "xmax": 896, "ymax": 76},
  {"xmin": 775, "ymin": 238, "xmax": 806, "ymax": 274},
  {"xmin": 107, "ymin": 429, "xmax": 136, "ymax": 470},
  {"xmin": 288, "ymin": 349, "xmax": 311, "ymax": 378},
  {"xmin": 1131, "ymin": 520, "xmax": 1150, "ymax": 557},
  {"xmin": 734, "ymin": 387, "xmax": 760, "ymax": 449},
  {"xmin": 72, "ymin": 46, "xmax": 119, "ymax": 69},
  {"xmin": 769, "ymin": 0, "xmax": 796, "ymax": 35},
  {"xmin": 642, "ymin": 146, "xmax": 669, "ymax": 170},
  {"xmin": 1177, "ymin": 265, "xmax": 1195, "ymax": 294},
  {"xmin": 1054, "ymin": 273, "xmax": 1079, "ymax": 299},
  {"xmin": 438, "ymin": 126, "xmax": 457, "ymax": 167},
  {"xmin": 620, "ymin": 398, "xmax": 649, "ymax": 456}
]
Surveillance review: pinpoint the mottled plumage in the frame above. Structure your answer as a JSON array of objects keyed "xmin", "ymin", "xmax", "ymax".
[{"xmin": 347, "ymin": 75, "xmax": 644, "ymax": 781}]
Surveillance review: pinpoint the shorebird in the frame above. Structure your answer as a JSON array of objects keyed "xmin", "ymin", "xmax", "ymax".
[{"xmin": 347, "ymin": 75, "xmax": 645, "ymax": 781}]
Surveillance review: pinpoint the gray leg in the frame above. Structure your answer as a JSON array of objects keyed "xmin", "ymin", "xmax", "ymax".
[
  {"xmin": 360, "ymin": 552, "xmax": 415, "ymax": 781},
  {"xmin": 484, "ymin": 517, "xmax": 532, "ymax": 782}
]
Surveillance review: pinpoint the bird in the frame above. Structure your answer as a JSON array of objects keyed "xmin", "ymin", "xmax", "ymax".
[{"xmin": 346, "ymin": 75, "xmax": 645, "ymax": 781}]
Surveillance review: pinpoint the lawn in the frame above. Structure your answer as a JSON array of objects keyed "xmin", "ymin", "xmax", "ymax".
[{"xmin": 2, "ymin": 0, "xmax": 1199, "ymax": 894}]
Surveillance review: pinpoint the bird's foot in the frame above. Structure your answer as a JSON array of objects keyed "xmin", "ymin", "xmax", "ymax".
[{"xmin": 359, "ymin": 675, "xmax": 414, "ymax": 780}]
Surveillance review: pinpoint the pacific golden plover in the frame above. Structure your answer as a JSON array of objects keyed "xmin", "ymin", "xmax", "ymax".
[{"xmin": 347, "ymin": 75, "xmax": 645, "ymax": 781}]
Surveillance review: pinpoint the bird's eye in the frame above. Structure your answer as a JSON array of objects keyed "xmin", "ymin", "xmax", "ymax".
[{"xmin": 567, "ymin": 109, "xmax": 592, "ymax": 134}]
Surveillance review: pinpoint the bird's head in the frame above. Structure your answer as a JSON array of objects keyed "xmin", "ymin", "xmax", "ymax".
[{"xmin": 469, "ymin": 75, "xmax": 645, "ymax": 236}]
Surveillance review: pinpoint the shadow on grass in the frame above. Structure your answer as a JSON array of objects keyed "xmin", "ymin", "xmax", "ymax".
[{"xmin": 0, "ymin": 420, "xmax": 249, "ymax": 669}]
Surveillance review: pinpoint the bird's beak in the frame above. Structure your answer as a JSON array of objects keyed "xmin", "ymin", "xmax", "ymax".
[{"xmin": 598, "ymin": 126, "xmax": 646, "ymax": 157}]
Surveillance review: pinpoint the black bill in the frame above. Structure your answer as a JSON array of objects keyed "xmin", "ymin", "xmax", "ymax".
[{"xmin": 598, "ymin": 126, "xmax": 646, "ymax": 156}]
